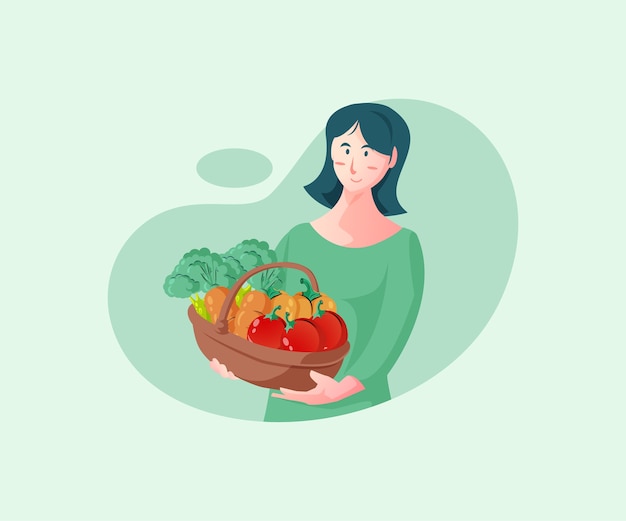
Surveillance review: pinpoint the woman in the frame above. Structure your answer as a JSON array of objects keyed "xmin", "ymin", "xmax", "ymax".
[{"xmin": 212, "ymin": 102, "xmax": 425, "ymax": 422}]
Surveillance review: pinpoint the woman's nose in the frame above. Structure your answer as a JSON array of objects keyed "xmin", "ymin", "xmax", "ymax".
[{"xmin": 349, "ymin": 158, "xmax": 356, "ymax": 175}]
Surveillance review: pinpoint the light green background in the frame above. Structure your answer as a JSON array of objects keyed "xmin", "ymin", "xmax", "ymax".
[{"xmin": 2, "ymin": 2, "xmax": 625, "ymax": 520}]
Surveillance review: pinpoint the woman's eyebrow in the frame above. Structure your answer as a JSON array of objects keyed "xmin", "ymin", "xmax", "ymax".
[
  {"xmin": 361, "ymin": 144, "xmax": 373, "ymax": 149},
  {"xmin": 340, "ymin": 142, "xmax": 350, "ymax": 147}
]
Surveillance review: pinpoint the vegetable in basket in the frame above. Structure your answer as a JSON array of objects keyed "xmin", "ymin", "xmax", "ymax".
[
  {"xmin": 302, "ymin": 278, "xmax": 337, "ymax": 313},
  {"xmin": 163, "ymin": 247, "xmax": 238, "ymax": 320},
  {"xmin": 310, "ymin": 301, "xmax": 348, "ymax": 350},
  {"xmin": 222, "ymin": 239, "xmax": 283, "ymax": 295},
  {"xmin": 294, "ymin": 277, "xmax": 337, "ymax": 317},
  {"xmin": 233, "ymin": 289, "xmax": 273, "ymax": 338},
  {"xmin": 204, "ymin": 286, "xmax": 238, "ymax": 333},
  {"xmin": 247, "ymin": 305, "xmax": 286, "ymax": 348},
  {"xmin": 280, "ymin": 311, "xmax": 323, "ymax": 352},
  {"xmin": 266, "ymin": 287, "xmax": 300, "ymax": 321},
  {"xmin": 163, "ymin": 240, "xmax": 283, "ymax": 323}
]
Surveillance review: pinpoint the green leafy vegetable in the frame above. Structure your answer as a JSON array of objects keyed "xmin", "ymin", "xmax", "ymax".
[
  {"xmin": 163, "ymin": 247, "xmax": 238, "ymax": 297},
  {"xmin": 163, "ymin": 240, "xmax": 282, "ymax": 322},
  {"xmin": 163, "ymin": 274, "xmax": 200, "ymax": 298},
  {"xmin": 221, "ymin": 239, "xmax": 283, "ymax": 294},
  {"xmin": 163, "ymin": 247, "xmax": 238, "ymax": 321},
  {"xmin": 190, "ymin": 294, "xmax": 210, "ymax": 321}
]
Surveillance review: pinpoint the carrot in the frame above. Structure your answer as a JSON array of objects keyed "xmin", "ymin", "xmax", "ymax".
[
  {"xmin": 239, "ymin": 290, "xmax": 272, "ymax": 315},
  {"xmin": 233, "ymin": 308, "xmax": 264, "ymax": 338},
  {"xmin": 204, "ymin": 286, "xmax": 238, "ymax": 324},
  {"xmin": 231, "ymin": 290, "xmax": 272, "ymax": 338}
]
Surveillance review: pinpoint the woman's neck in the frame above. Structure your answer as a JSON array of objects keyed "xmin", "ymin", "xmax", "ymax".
[
  {"xmin": 330, "ymin": 189, "xmax": 381, "ymax": 229},
  {"xmin": 312, "ymin": 189, "xmax": 401, "ymax": 247}
]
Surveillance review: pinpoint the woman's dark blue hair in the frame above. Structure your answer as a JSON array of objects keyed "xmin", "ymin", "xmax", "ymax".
[{"xmin": 304, "ymin": 102, "xmax": 411, "ymax": 216}]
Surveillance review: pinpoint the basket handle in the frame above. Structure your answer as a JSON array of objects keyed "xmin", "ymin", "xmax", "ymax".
[{"xmin": 214, "ymin": 261, "xmax": 319, "ymax": 334}]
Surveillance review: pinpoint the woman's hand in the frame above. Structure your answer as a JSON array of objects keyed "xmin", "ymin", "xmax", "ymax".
[
  {"xmin": 271, "ymin": 371, "xmax": 364, "ymax": 405},
  {"xmin": 209, "ymin": 358, "xmax": 239, "ymax": 380}
]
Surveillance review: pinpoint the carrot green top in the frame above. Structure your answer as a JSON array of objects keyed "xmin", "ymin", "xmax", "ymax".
[{"xmin": 264, "ymin": 223, "xmax": 424, "ymax": 422}]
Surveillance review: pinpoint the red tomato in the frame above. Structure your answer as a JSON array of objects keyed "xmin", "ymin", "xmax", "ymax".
[
  {"xmin": 313, "ymin": 311, "xmax": 348, "ymax": 350},
  {"xmin": 247, "ymin": 306, "xmax": 286, "ymax": 349},
  {"xmin": 310, "ymin": 301, "xmax": 348, "ymax": 350},
  {"xmin": 280, "ymin": 313, "xmax": 322, "ymax": 352}
]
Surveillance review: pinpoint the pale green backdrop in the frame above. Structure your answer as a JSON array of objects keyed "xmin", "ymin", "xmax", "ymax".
[{"xmin": 1, "ymin": 1, "xmax": 625, "ymax": 520}]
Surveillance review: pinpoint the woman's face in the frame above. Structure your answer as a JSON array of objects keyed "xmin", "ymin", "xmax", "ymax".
[{"xmin": 330, "ymin": 122, "xmax": 397, "ymax": 193}]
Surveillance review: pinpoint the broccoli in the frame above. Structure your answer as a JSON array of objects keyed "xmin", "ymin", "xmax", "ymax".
[
  {"xmin": 163, "ymin": 240, "xmax": 283, "ymax": 322},
  {"xmin": 163, "ymin": 273, "xmax": 200, "ymax": 298},
  {"xmin": 163, "ymin": 247, "xmax": 239, "ymax": 321},
  {"xmin": 164, "ymin": 247, "xmax": 238, "ymax": 296},
  {"xmin": 221, "ymin": 239, "xmax": 283, "ymax": 294}
]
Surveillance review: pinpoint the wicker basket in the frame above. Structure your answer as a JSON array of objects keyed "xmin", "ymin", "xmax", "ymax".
[{"xmin": 188, "ymin": 262, "xmax": 350, "ymax": 391}]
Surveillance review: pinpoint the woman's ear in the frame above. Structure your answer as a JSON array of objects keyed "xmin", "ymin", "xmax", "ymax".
[{"xmin": 388, "ymin": 146, "xmax": 398, "ymax": 169}]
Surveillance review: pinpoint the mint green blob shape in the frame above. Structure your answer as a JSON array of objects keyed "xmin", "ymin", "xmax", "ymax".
[
  {"xmin": 108, "ymin": 99, "xmax": 518, "ymax": 421},
  {"xmin": 196, "ymin": 148, "xmax": 272, "ymax": 187}
]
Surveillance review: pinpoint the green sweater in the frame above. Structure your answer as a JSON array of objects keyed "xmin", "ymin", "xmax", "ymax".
[{"xmin": 264, "ymin": 223, "xmax": 424, "ymax": 422}]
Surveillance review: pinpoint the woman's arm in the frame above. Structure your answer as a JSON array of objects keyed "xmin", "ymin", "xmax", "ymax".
[{"xmin": 271, "ymin": 370, "xmax": 364, "ymax": 405}]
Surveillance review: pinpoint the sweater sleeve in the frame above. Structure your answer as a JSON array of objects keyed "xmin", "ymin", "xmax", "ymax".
[{"xmin": 335, "ymin": 231, "xmax": 425, "ymax": 385}]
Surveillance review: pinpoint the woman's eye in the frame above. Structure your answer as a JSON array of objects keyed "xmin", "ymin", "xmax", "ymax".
[
  {"xmin": 345, "ymin": 149, "xmax": 350, "ymax": 155},
  {"xmin": 364, "ymin": 150, "xmax": 369, "ymax": 157}
]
